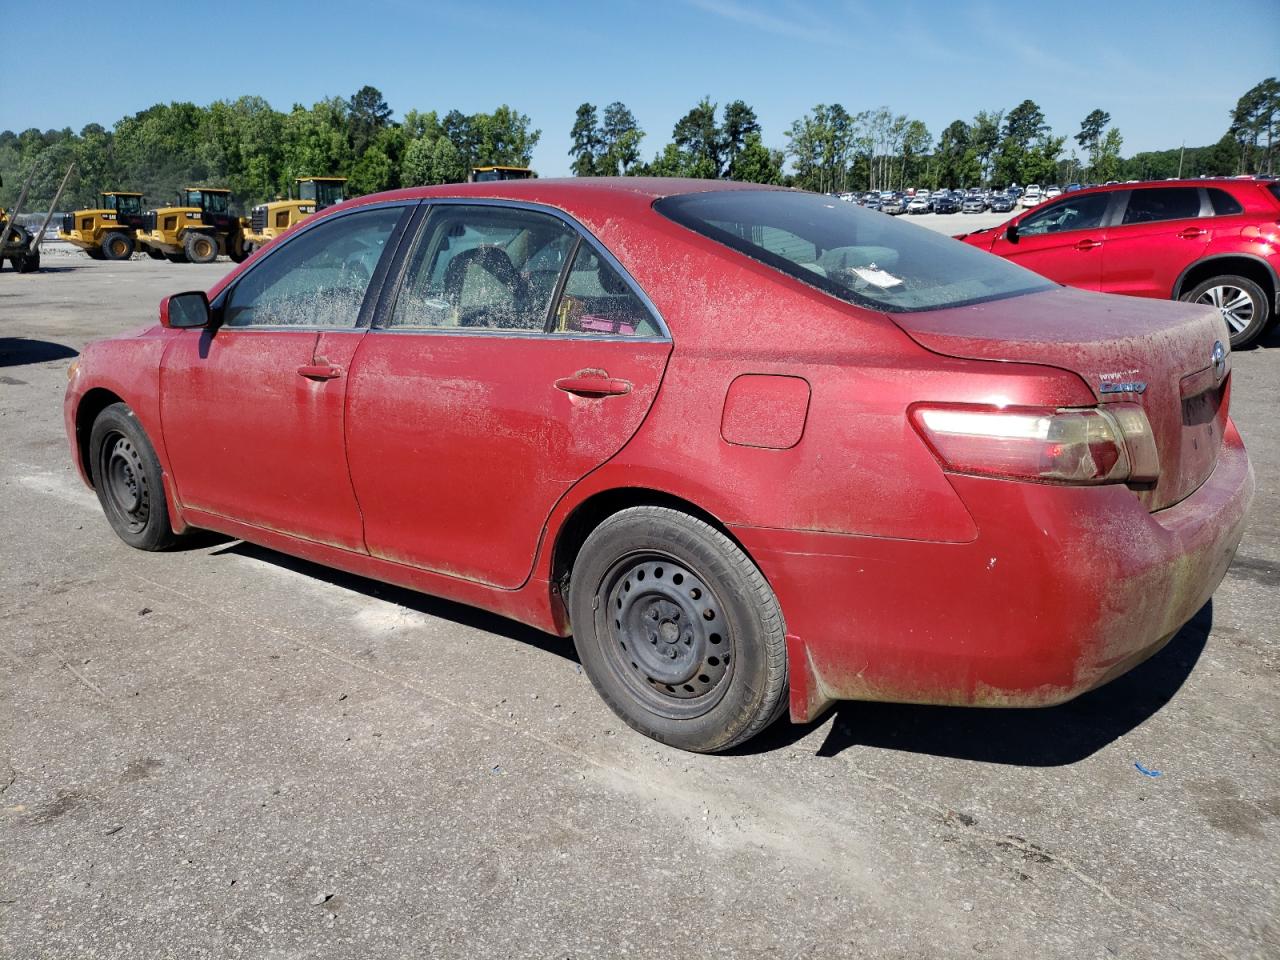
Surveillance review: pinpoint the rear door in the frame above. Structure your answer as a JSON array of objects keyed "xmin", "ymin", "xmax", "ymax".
[
  {"xmin": 1099, "ymin": 186, "xmax": 1209, "ymax": 299},
  {"xmin": 988, "ymin": 191, "xmax": 1112, "ymax": 290},
  {"xmin": 344, "ymin": 202, "xmax": 672, "ymax": 589},
  {"xmin": 160, "ymin": 203, "xmax": 408, "ymax": 550}
]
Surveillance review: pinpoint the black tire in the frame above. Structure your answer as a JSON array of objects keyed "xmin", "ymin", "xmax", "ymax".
[
  {"xmin": 183, "ymin": 231, "xmax": 218, "ymax": 264},
  {"xmin": 100, "ymin": 231, "xmax": 135, "ymax": 261},
  {"xmin": 15, "ymin": 249, "xmax": 39, "ymax": 273},
  {"xmin": 228, "ymin": 235, "xmax": 249, "ymax": 263},
  {"xmin": 88, "ymin": 403, "xmax": 179, "ymax": 551},
  {"xmin": 1180, "ymin": 274, "xmax": 1270, "ymax": 350},
  {"xmin": 569, "ymin": 506, "xmax": 788, "ymax": 753}
]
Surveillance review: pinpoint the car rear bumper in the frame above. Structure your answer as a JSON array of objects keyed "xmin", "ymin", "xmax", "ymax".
[{"xmin": 731, "ymin": 419, "xmax": 1254, "ymax": 723}]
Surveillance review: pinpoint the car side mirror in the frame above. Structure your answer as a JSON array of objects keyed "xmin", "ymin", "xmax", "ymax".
[
  {"xmin": 1004, "ymin": 222, "xmax": 1020, "ymax": 244},
  {"xmin": 160, "ymin": 291, "xmax": 211, "ymax": 329}
]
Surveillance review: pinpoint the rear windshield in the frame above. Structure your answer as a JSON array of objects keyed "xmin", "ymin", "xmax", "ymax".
[
  {"xmin": 655, "ymin": 190, "xmax": 1053, "ymax": 313},
  {"xmin": 1268, "ymin": 184, "xmax": 1280, "ymax": 205}
]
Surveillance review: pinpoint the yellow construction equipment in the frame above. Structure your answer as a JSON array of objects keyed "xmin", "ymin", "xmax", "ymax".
[
  {"xmin": 243, "ymin": 176, "xmax": 346, "ymax": 252},
  {"xmin": 58, "ymin": 192, "xmax": 148, "ymax": 260},
  {"xmin": 135, "ymin": 187, "xmax": 249, "ymax": 264},
  {"xmin": 468, "ymin": 165, "xmax": 536, "ymax": 182}
]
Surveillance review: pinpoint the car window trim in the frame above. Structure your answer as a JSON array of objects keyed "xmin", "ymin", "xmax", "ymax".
[
  {"xmin": 209, "ymin": 200, "xmax": 416, "ymax": 333},
  {"xmin": 369, "ymin": 197, "xmax": 671, "ymax": 342}
]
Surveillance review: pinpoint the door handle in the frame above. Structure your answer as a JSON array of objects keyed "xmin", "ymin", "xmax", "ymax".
[
  {"xmin": 554, "ymin": 373, "xmax": 632, "ymax": 397},
  {"xmin": 1178, "ymin": 227, "xmax": 1206, "ymax": 239},
  {"xmin": 297, "ymin": 363, "xmax": 342, "ymax": 381},
  {"xmin": 1074, "ymin": 238, "xmax": 1101, "ymax": 251}
]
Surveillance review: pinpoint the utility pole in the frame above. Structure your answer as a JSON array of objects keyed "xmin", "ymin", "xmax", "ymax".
[{"xmin": 1177, "ymin": 142, "xmax": 1185, "ymax": 179}]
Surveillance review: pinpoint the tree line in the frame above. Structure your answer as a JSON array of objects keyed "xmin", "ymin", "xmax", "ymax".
[
  {"xmin": 0, "ymin": 85, "xmax": 539, "ymax": 213},
  {"xmin": 2, "ymin": 79, "xmax": 1275, "ymax": 214}
]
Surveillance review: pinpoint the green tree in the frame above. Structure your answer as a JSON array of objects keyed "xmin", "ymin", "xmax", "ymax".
[
  {"xmin": 1075, "ymin": 108, "xmax": 1110, "ymax": 176},
  {"xmin": 1093, "ymin": 127, "xmax": 1124, "ymax": 182},
  {"xmin": 729, "ymin": 131, "xmax": 782, "ymax": 184},
  {"xmin": 673, "ymin": 97, "xmax": 724, "ymax": 176},
  {"xmin": 348, "ymin": 85, "xmax": 392, "ymax": 156},
  {"xmin": 1230, "ymin": 77, "xmax": 1279, "ymax": 173},
  {"xmin": 722, "ymin": 100, "xmax": 760, "ymax": 171},
  {"xmin": 600, "ymin": 102, "xmax": 643, "ymax": 175},
  {"xmin": 569, "ymin": 103, "xmax": 603, "ymax": 177}
]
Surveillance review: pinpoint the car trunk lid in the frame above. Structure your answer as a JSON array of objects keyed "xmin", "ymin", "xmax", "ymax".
[{"xmin": 887, "ymin": 286, "xmax": 1231, "ymax": 511}]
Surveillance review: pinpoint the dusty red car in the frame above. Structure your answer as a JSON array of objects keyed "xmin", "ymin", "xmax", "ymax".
[
  {"xmin": 959, "ymin": 178, "xmax": 1280, "ymax": 348},
  {"xmin": 65, "ymin": 179, "xmax": 1254, "ymax": 752}
]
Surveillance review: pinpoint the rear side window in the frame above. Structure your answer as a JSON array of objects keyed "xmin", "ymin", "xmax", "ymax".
[
  {"xmin": 1121, "ymin": 187, "xmax": 1201, "ymax": 224},
  {"xmin": 553, "ymin": 244, "xmax": 660, "ymax": 336},
  {"xmin": 1267, "ymin": 184, "xmax": 1280, "ymax": 205},
  {"xmin": 656, "ymin": 190, "xmax": 1053, "ymax": 313},
  {"xmin": 1207, "ymin": 189, "xmax": 1244, "ymax": 216}
]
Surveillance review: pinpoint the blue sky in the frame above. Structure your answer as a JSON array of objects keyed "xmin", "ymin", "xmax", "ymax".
[{"xmin": 4, "ymin": 0, "xmax": 1276, "ymax": 175}]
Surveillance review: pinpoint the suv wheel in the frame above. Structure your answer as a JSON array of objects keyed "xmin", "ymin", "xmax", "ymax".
[{"xmin": 1181, "ymin": 275, "xmax": 1270, "ymax": 349}]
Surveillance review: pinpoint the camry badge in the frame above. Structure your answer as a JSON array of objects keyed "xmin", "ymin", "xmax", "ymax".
[
  {"xmin": 1212, "ymin": 340, "xmax": 1227, "ymax": 380},
  {"xmin": 1099, "ymin": 381, "xmax": 1147, "ymax": 395}
]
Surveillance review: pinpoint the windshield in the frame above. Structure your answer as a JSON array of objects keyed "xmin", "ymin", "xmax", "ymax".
[
  {"xmin": 110, "ymin": 195, "xmax": 141, "ymax": 215},
  {"xmin": 655, "ymin": 190, "xmax": 1054, "ymax": 313},
  {"xmin": 187, "ymin": 190, "xmax": 228, "ymax": 213}
]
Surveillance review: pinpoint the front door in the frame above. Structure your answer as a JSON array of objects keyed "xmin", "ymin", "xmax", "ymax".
[
  {"xmin": 159, "ymin": 204, "xmax": 408, "ymax": 550},
  {"xmin": 990, "ymin": 191, "xmax": 1112, "ymax": 291},
  {"xmin": 345, "ymin": 203, "xmax": 672, "ymax": 588}
]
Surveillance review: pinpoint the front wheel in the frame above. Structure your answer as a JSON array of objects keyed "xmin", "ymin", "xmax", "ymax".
[
  {"xmin": 569, "ymin": 506, "xmax": 788, "ymax": 753},
  {"xmin": 1181, "ymin": 274, "xmax": 1270, "ymax": 349},
  {"xmin": 88, "ymin": 403, "xmax": 179, "ymax": 551},
  {"xmin": 100, "ymin": 231, "xmax": 134, "ymax": 261},
  {"xmin": 183, "ymin": 231, "xmax": 218, "ymax": 264}
]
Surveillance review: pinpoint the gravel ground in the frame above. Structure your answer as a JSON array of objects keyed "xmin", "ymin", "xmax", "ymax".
[{"xmin": 1, "ymin": 230, "xmax": 1277, "ymax": 959}]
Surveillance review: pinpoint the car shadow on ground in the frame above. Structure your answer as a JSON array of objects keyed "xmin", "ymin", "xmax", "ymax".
[
  {"xmin": 211, "ymin": 540, "xmax": 579, "ymax": 664},
  {"xmin": 0, "ymin": 338, "xmax": 79, "ymax": 367},
  {"xmin": 743, "ymin": 601, "xmax": 1213, "ymax": 766}
]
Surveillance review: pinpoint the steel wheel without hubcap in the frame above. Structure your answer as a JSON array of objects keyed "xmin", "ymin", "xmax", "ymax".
[
  {"xmin": 100, "ymin": 432, "xmax": 150, "ymax": 534},
  {"xmin": 1196, "ymin": 284, "xmax": 1254, "ymax": 335},
  {"xmin": 602, "ymin": 554, "xmax": 733, "ymax": 719}
]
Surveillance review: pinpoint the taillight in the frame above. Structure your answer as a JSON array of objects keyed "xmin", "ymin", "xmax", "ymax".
[{"xmin": 910, "ymin": 403, "xmax": 1160, "ymax": 485}]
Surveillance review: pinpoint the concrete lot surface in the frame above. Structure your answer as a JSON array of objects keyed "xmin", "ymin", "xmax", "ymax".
[{"xmin": 2, "ymin": 234, "xmax": 1277, "ymax": 958}]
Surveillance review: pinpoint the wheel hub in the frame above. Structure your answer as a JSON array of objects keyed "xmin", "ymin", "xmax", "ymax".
[
  {"xmin": 1197, "ymin": 285, "xmax": 1253, "ymax": 334},
  {"xmin": 105, "ymin": 436, "xmax": 148, "ymax": 530},
  {"xmin": 606, "ymin": 558, "xmax": 730, "ymax": 700}
]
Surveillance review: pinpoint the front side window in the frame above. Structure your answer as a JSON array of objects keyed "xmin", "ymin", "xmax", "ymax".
[
  {"xmin": 118, "ymin": 195, "xmax": 141, "ymax": 216},
  {"xmin": 1121, "ymin": 187, "xmax": 1201, "ymax": 225},
  {"xmin": 656, "ymin": 190, "xmax": 1052, "ymax": 313},
  {"xmin": 1018, "ymin": 192, "xmax": 1110, "ymax": 236},
  {"xmin": 223, "ymin": 205, "xmax": 404, "ymax": 328},
  {"xmin": 389, "ymin": 205, "xmax": 577, "ymax": 331},
  {"xmin": 203, "ymin": 192, "xmax": 229, "ymax": 215}
]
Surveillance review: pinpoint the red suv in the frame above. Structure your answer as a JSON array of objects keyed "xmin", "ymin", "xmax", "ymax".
[{"xmin": 960, "ymin": 178, "xmax": 1280, "ymax": 348}]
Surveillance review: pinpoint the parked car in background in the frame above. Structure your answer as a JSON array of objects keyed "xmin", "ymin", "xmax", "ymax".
[
  {"xmin": 65, "ymin": 179, "xmax": 1253, "ymax": 753},
  {"xmin": 907, "ymin": 195, "xmax": 931, "ymax": 214},
  {"xmin": 1020, "ymin": 186, "xmax": 1044, "ymax": 208},
  {"xmin": 958, "ymin": 178, "xmax": 1280, "ymax": 347},
  {"xmin": 1045, "ymin": 186, "xmax": 1063, "ymax": 200},
  {"xmin": 881, "ymin": 195, "xmax": 907, "ymax": 215},
  {"xmin": 932, "ymin": 194, "xmax": 961, "ymax": 214},
  {"xmin": 989, "ymin": 194, "xmax": 1016, "ymax": 213},
  {"xmin": 961, "ymin": 195, "xmax": 987, "ymax": 213}
]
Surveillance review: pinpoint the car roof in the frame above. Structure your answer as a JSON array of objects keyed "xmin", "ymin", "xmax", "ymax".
[
  {"xmin": 1051, "ymin": 177, "xmax": 1272, "ymax": 200},
  {"xmin": 360, "ymin": 177, "xmax": 780, "ymax": 207}
]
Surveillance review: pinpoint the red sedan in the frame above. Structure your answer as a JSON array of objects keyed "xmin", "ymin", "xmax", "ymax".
[
  {"xmin": 959, "ymin": 178, "xmax": 1280, "ymax": 349},
  {"xmin": 65, "ymin": 179, "xmax": 1254, "ymax": 752}
]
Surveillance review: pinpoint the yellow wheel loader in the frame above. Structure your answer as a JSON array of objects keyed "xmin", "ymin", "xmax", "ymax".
[
  {"xmin": 135, "ymin": 187, "xmax": 250, "ymax": 264},
  {"xmin": 58, "ymin": 192, "xmax": 149, "ymax": 260},
  {"xmin": 243, "ymin": 177, "xmax": 346, "ymax": 253}
]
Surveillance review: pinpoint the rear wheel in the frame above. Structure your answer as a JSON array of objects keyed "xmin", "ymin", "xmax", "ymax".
[
  {"xmin": 1181, "ymin": 274, "xmax": 1270, "ymax": 349},
  {"xmin": 228, "ymin": 235, "xmax": 249, "ymax": 263},
  {"xmin": 569, "ymin": 506, "xmax": 788, "ymax": 753},
  {"xmin": 100, "ymin": 231, "xmax": 134, "ymax": 261},
  {"xmin": 88, "ymin": 403, "xmax": 179, "ymax": 551},
  {"xmin": 15, "ymin": 249, "xmax": 39, "ymax": 273},
  {"xmin": 183, "ymin": 231, "xmax": 218, "ymax": 264}
]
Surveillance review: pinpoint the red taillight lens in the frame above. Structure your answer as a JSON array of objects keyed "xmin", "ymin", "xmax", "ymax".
[{"xmin": 910, "ymin": 404, "xmax": 1160, "ymax": 485}]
